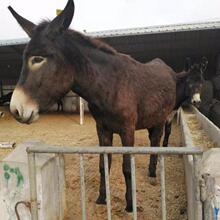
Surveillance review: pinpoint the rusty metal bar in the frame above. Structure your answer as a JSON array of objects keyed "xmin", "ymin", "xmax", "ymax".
[
  {"xmin": 160, "ymin": 155, "xmax": 166, "ymax": 220},
  {"xmin": 131, "ymin": 155, "xmax": 137, "ymax": 220},
  {"xmin": 27, "ymin": 152, "xmax": 38, "ymax": 220},
  {"xmin": 104, "ymin": 154, "xmax": 111, "ymax": 220},
  {"xmin": 80, "ymin": 154, "xmax": 87, "ymax": 220}
]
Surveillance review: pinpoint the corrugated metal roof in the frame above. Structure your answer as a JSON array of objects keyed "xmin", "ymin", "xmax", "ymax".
[
  {"xmin": 1, "ymin": 21, "xmax": 220, "ymax": 46},
  {"xmin": 0, "ymin": 37, "xmax": 29, "ymax": 46},
  {"xmin": 87, "ymin": 21, "xmax": 220, "ymax": 37},
  {"xmin": 1, "ymin": 20, "xmax": 220, "ymax": 84}
]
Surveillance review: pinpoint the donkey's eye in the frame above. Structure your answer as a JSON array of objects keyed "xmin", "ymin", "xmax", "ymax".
[
  {"xmin": 32, "ymin": 57, "xmax": 44, "ymax": 65},
  {"xmin": 28, "ymin": 56, "xmax": 47, "ymax": 70}
]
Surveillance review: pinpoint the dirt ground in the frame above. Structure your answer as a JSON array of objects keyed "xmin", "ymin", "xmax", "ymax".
[{"xmin": 0, "ymin": 106, "xmax": 187, "ymax": 220}]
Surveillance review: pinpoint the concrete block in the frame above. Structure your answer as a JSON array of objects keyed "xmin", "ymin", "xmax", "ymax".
[
  {"xmin": 201, "ymin": 149, "xmax": 220, "ymax": 220},
  {"xmin": 0, "ymin": 140, "xmax": 66, "ymax": 220},
  {"xmin": 179, "ymin": 108, "xmax": 200, "ymax": 220}
]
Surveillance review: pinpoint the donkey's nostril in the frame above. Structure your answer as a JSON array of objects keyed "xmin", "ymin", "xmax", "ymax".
[
  {"xmin": 15, "ymin": 109, "xmax": 19, "ymax": 117},
  {"xmin": 12, "ymin": 108, "xmax": 21, "ymax": 119},
  {"xmin": 192, "ymin": 100, "xmax": 201, "ymax": 107}
]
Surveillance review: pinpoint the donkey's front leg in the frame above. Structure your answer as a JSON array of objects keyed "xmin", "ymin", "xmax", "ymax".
[
  {"xmin": 120, "ymin": 128, "xmax": 135, "ymax": 212},
  {"xmin": 96, "ymin": 124, "xmax": 113, "ymax": 205},
  {"xmin": 148, "ymin": 125, "xmax": 164, "ymax": 185}
]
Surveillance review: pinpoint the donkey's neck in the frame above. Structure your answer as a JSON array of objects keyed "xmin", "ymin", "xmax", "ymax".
[{"xmin": 68, "ymin": 37, "xmax": 121, "ymax": 108}]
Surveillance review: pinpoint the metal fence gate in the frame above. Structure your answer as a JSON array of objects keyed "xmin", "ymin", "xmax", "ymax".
[{"xmin": 26, "ymin": 146, "xmax": 203, "ymax": 220}]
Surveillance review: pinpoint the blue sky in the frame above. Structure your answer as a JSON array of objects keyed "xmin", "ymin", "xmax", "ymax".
[{"xmin": 1, "ymin": 0, "xmax": 220, "ymax": 39}]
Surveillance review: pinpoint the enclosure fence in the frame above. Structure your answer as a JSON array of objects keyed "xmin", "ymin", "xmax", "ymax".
[{"xmin": 26, "ymin": 146, "xmax": 203, "ymax": 220}]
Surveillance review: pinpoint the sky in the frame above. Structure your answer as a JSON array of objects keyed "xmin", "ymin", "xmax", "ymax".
[{"xmin": 1, "ymin": 0, "xmax": 220, "ymax": 40}]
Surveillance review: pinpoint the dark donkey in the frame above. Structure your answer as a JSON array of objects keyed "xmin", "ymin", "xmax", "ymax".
[
  {"xmin": 9, "ymin": 0, "xmax": 176, "ymax": 211},
  {"xmin": 163, "ymin": 57, "xmax": 208, "ymax": 147}
]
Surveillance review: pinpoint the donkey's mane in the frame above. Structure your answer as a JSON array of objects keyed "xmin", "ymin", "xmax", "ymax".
[
  {"xmin": 37, "ymin": 20, "xmax": 117, "ymax": 55},
  {"xmin": 68, "ymin": 30, "xmax": 117, "ymax": 55}
]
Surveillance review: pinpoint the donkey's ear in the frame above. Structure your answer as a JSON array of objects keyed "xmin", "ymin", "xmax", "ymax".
[
  {"xmin": 8, "ymin": 6, "xmax": 36, "ymax": 37},
  {"xmin": 184, "ymin": 57, "xmax": 192, "ymax": 72},
  {"xmin": 200, "ymin": 56, "xmax": 208, "ymax": 74},
  {"xmin": 46, "ymin": 0, "xmax": 74, "ymax": 37}
]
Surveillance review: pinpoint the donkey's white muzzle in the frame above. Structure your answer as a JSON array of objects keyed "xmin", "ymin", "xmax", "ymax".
[
  {"xmin": 191, "ymin": 93, "xmax": 201, "ymax": 106},
  {"xmin": 10, "ymin": 86, "xmax": 39, "ymax": 124}
]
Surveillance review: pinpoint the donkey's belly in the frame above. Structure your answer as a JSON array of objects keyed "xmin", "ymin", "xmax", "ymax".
[
  {"xmin": 136, "ymin": 111, "xmax": 168, "ymax": 129},
  {"xmin": 136, "ymin": 100, "xmax": 175, "ymax": 129}
]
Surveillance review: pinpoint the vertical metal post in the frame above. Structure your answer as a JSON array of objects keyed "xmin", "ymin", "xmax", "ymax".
[
  {"xmin": 28, "ymin": 152, "xmax": 38, "ymax": 220},
  {"xmin": 79, "ymin": 97, "xmax": 84, "ymax": 125},
  {"xmin": 160, "ymin": 155, "xmax": 166, "ymax": 220},
  {"xmin": 58, "ymin": 154, "xmax": 66, "ymax": 220},
  {"xmin": 131, "ymin": 155, "xmax": 137, "ymax": 220},
  {"xmin": 79, "ymin": 154, "xmax": 87, "ymax": 220},
  {"xmin": 104, "ymin": 154, "xmax": 111, "ymax": 220},
  {"xmin": 193, "ymin": 154, "xmax": 202, "ymax": 220}
]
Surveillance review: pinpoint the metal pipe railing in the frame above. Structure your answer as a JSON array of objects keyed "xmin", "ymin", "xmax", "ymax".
[
  {"xmin": 79, "ymin": 154, "xmax": 87, "ymax": 220},
  {"xmin": 27, "ymin": 146, "xmax": 203, "ymax": 155},
  {"xmin": 131, "ymin": 155, "xmax": 137, "ymax": 220},
  {"xmin": 27, "ymin": 146, "xmax": 203, "ymax": 220},
  {"xmin": 104, "ymin": 154, "xmax": 111, "ymax": 220},
  {"xmin": 160, "ymin": 155, "xmax": 166, "ymax": 220}
]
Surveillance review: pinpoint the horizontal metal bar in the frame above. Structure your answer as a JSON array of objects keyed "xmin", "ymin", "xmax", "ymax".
[{"xmin": 27, "ymin": 146, "xmax": 203, "ymax": 155}]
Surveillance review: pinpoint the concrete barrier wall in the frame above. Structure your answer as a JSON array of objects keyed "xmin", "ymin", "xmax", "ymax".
[
  {"xmin": 179, "ymin": 108, "xmax": 202, "ymax": 220},
  {"xmin": 180, "ymin": 107, "xmax": 220, "ymax": 220},
  {"xmin": 0, "ymin": 141, "xmax": 66, "ymax": 220},
  {"xmin": 192, "ymin": 107, "xmax": 220, "ymax": 220}
]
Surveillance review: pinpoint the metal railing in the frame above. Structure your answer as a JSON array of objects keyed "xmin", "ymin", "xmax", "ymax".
[{"xmin": 26, "ymin": 145, "xmax": 203, "ymax": 220}]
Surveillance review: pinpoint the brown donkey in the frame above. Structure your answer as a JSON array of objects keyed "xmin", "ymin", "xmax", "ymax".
[{"xmin": 9, "ymin": 0, "xmax": 176, "ymax": 212}]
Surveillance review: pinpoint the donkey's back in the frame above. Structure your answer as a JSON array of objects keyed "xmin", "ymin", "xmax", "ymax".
[{"xmin": 111, "ymin": 56, "xmax": 176, "ymax": 130}]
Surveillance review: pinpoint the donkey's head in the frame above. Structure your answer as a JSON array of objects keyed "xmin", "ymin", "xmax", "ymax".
[
  {"xmin": 185, "ymin": 57, "xmax": 208, "ymax": 106},
  {"xmin": 9, "ymin": 0, "xmax": 75, "ymax": 123}
]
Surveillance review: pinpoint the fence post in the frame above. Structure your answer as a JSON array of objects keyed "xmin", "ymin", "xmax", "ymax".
[
  {"xmin": 28, "ymin": 152, "xmax": 38, "ymax": 220},
  {"xmin": 79, "ymin": 97, "xmax": 84, "ymax": 125},
  {"xmin": 79, "ymin": 154, "xmax": 87, "ymax": 220},
  {"xmin": 131, "ymin": 155, "xmax": 137, "ymax": 220},
  {"xmin": 104, "ymin": 154, "xmax": 112, "ymax": 220},
  {"xmin": 160, "ymin": 155, "xmax": 166, "ymax": 220},
  {"xmin": 193, "ymin": 154, "xmax": 202, "ymax": 220}
]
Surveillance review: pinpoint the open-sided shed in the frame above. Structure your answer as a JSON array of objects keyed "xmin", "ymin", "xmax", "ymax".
[{"xmin": 1, "ymin": 21, "xmax": 220, "ymax": 89}]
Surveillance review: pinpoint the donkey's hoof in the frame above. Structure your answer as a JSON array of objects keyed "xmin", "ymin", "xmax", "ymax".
[
  {"xmin": 125, "ymin": 205, "xmax": 133, "ymax": 213},
  {"xmin": 96, "ymin": 196, "xmax": 106, "ymax": 205},
  {"xmin": 148, "ymin": 177, "xmax": 157, "ymax": 186}
]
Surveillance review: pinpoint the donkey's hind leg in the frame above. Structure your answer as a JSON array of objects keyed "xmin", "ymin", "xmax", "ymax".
[
  {"xmin": 96, "ymin": 124, "xmax": 113, "ymax": 205},
  {"xmin": 148, "ymin": 124, "xmax": 164, "ymax": 185}
]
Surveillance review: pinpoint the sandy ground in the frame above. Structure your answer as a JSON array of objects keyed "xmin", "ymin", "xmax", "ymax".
[{"xmin": 0, "ymin": 106, "xmax": 187, "ymax": 220}]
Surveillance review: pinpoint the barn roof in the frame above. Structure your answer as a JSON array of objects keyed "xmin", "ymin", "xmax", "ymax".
[{"xmin": 1, "ymin": 21, "xmax": 220, "ymax": 84}]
